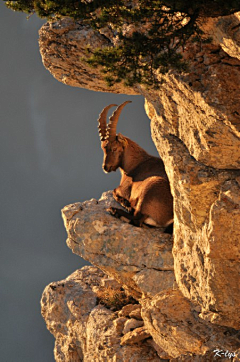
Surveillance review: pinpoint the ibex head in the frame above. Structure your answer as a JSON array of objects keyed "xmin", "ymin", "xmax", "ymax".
[{"xmin": 98, "ymin": 101, "xmax": 131, "ymax": 173}]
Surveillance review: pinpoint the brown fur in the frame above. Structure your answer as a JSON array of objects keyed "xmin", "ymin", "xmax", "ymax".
[{"xmin": 101, "ymin": 135, "xmax": 173, "ymax": 228}]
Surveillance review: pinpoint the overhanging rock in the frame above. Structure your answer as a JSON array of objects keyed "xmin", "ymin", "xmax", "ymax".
[{"xmin": 61, "ymin": 191, "xmax": 175, "ymax": 299}]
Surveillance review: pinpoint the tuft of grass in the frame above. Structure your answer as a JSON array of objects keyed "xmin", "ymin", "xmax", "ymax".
[{"xmin": 96, "ymin": 286, "xmax": 137, "ymax": 311}]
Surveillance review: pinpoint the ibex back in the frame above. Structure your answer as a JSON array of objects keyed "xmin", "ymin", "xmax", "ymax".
[{"xmin": 98, "ymin": 101, "xmax": 173, "ymax": 231}]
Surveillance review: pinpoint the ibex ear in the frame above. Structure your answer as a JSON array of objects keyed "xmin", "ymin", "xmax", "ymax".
[{"xmin": 117, "ymin": 133, "xmax": 128, "ymax": 147}]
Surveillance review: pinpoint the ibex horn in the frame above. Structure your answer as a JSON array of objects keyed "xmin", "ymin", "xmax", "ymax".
[
  {"xmin": 107, "ymin": 101, "xmax": 132, "ymax": 141},
  {"xmin": 98, "ymin": 104, "xmax": 117, "ymax": 141}
]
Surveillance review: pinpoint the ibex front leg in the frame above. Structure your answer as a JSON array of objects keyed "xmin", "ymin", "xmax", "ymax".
[
  {"xmin": 112, "ymin": 188, "xmax": 131, "ymax": 211},
  {"xmin": 112, "ymin": 174, "xmax": 132, "ymax": 211}
]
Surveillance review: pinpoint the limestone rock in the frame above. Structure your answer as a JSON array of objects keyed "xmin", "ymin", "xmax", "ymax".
[
  {"xmin": 148, "ymin": 110, "xmax": 240, "ymax": 329},
  {"xmin": 85, "ymin": 305, "xmax": 156, "ymax": 361},
  {"xmin": 118, "ymin": 304, "xmax": 141, "ymax": 318},
  {"xmin": 121, "ymin": 326, "xmax": 151, "ymax": 346},
  {"xmin": 136, "ymin": 14, "xmax": 240, "ymax": 330},
  {"xmin": 39, "ymin": 18, "xmax": 138, "ymax": 95},
  {"xmin": 202, "ymin": 12, "xmax": 240, "ymax": 60},
  {"xmin": 141, "ymin": 44, "xmax": 240, "ymax": 170},
  {"xmin": 61, "ymin": 191, "xmax": 174, "ymax": 299},
  {"xmin": 39, "ymin": 10, "xmax": 240, "ymax": 361},
  {"xmin": 141, "ymin": 289, "xmax": 240, "ymax": 360},
  {"xmin": 113, "ymin": 317, "xmax": 128, "ymax": 334},
  {"xmin": 58, "ymin": 191, "xmax": 240, "ymax": 359},
  {"xmin": 122, "ymin": 318, "xmax": 144, "ymax": 335},
  {"xmin": 128, "ymin": 306, "xmax": 142, "ymax": 320},
  {"xmin": 233, "ymin": 349, "xmax": 240, "ymax": 362},
  {"xmin": 101, "ymin": 277, "xmax": 122, "ymax": 289},
  {"xmin": 41, "ymin": 266, "xmax": 161, "ymax": 362}
]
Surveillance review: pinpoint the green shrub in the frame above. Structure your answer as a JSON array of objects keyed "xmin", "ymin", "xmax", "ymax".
[{"xmin": 4, "ymin": 0, "xmax": 240, "ymax": 86}]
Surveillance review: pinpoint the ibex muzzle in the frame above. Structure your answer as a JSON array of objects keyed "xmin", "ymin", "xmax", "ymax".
[
  {"xmin": 101, "ymin": 136, "xmax": 126, "ymax": 173},
  {"xmin": 98, "ymin": 101, "xmax": 173, "ymax": 232}
]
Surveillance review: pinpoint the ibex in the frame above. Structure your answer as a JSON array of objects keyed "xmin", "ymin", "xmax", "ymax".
[{"xmin": 98, "ymin": 101, "xmax": 173, "ymax": 232}]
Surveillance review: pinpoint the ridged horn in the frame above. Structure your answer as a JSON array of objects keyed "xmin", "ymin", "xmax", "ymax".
[
  {"xmin": 106, "ymin": 101, "xmax": 132, "ymax": 141},
  {"xmin": 98, "ymin": 104, "xmax": 117, "ymax": 141}
]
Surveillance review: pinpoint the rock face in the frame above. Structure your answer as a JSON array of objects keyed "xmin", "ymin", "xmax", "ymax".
[
  {"xmin": 41, "ymin": 266, "xmax": 161, "ymax": 361},
  {"xmin": 143, "ymin": 14, "xmax": 240, "ymax": 330},
  {"xmin": 61, "ymin": 191, "xmax": 175, "ymax": 300},
  {"xmin": 142, "ymin": 289, "xmax": 240, "ymax": 360},
  {"xmin": 40, "ymin": 11, "xmax": 240, "ymax": 362},
  {"xmin": 39, "ymin": 18, "xmax": 137, "ymax": 95},
  {"xmin": 41, "ymin": 192, "xmax": 240, "ymax": 361},
  {"xmin": 148, "ymin": 109, "xmax": 240, "ymax": 330}
]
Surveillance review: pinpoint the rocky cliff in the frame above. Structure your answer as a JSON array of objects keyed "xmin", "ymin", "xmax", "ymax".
[{"xmin": 40, "ymin": 10, "xmax": 240, "ymax": 361}]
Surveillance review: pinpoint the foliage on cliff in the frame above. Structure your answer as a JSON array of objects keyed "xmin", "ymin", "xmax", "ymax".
[
  {"xmin": 4, "ymin": 0, "xmax": 240, "ymax": 19},
  {"xmin": 96, "ymin": 286, "xmax": 137, "ymax": 311},
  {"xmin": 4, "ymin": 0, "xmax": 240, "ymax": 86}
]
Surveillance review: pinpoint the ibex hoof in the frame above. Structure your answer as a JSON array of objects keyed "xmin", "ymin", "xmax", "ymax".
[
  {"xmin": 107, "ymin": 207, "xmax": 119, "ymax": 217},
  {"xmin": 113, "ymin": 191, "xmax": 130, "ymax": 208}
]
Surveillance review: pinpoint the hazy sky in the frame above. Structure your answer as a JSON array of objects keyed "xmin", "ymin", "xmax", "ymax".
[{"xmin": 0, "ymin": 3, "xmax": 158, "ymax": 361}]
